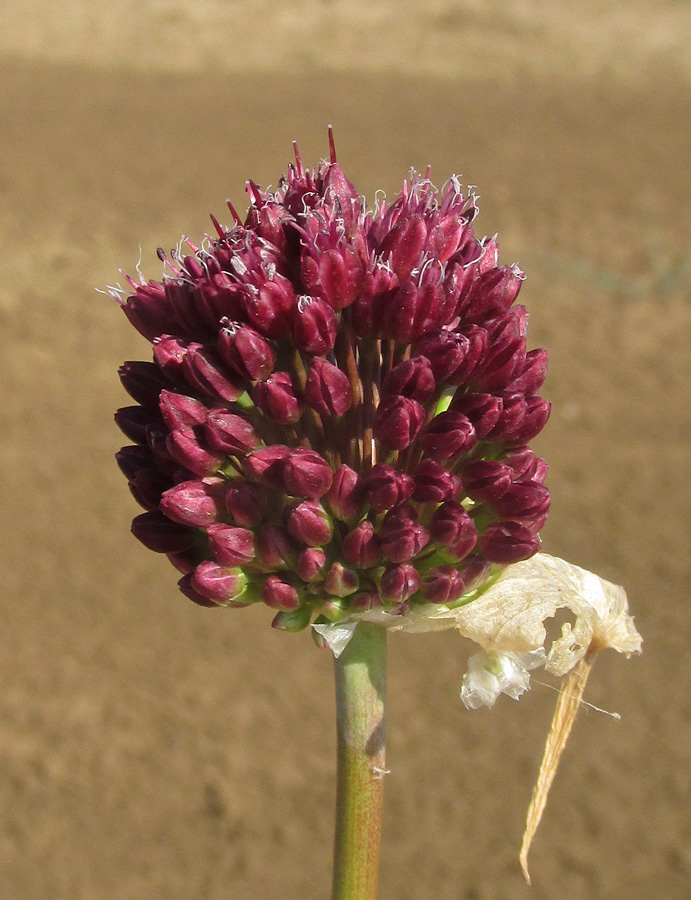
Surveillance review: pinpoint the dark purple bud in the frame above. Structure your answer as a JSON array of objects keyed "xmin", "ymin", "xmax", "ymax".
[
  {"xmin": 506, "ymin": 348, "xmax": 548, "ymax": 396},
  {"xmin": 325, "ymin": 464, "xmax": 363, "ymax": 521},
  {"xmin": 364, "ymin": 463, "xmax": 415, "ymax": 511},
  {"xmin": 304, "ymin": 358, "xmax": 353, "ymax": 417},
  {"xmin": 177, "ymin": 574, "xmax": 218, "ymax": 608},
  {"xmin": 419, "ymin": 411, "xmax": 477, "ymax": 461},
  {"xmin": 182, "ymin": 343, "xmax": 244, "ymax": 402},
  {"xmin": 493, "ymin": 483, "xmax": 550, "ymax": 525},
  {"xmin": 379, "ymin": 515, "xmax": 430, "ymax": 564},
  {"xmin": 414, "ymin": 331, "xmax": 469, "ymax": 383},
  {"xmin": 319, "ymin": 162, "xmax": 361, "ymax": 230},
  {"xmin": 473, "ymin": 335, "xmax": 526, "ymax": 392},
  {"xmin": 373, "ymin": 397, "xmax": 426, "ymax": 450},
  {"xmin": 128, "ymin": 469, "xmax": 172, "ymax": 510},
  {"xmin": 324, "ymin": 562, "xmax": 359, "ymax": 598},
  {"xmin": 160, "ymin": 479, "xmax": 221, "ymax": 526},
  {"xmin": 421, "ymin": 566, "xmax": 465, "ymax": 604},
  {"xmin": 352, "ymin": 266, "xmax": 395, "ymax": 338},
  {"xmin": 263, "ymin": 575, "xmax": 300, "ymax": 611},
  {"xmin": 115, "ymin": 406, "xmax": 162, "ymax": 446},
  {"xmin": 380, "ymin": 563, "xmax": 421, "ymax": 604},
  {"xmin": 257, "ymin": 524, "xmax": 297, "ymax": 569},
  {"xmin": 457, "ymin": 556, "xmax": 492, "ymax": 591},
  {"xmin": 479, "ymin": 521, "xmax": 540, "ymax": 563},
  {"xmin": 505, "ymin": 397, "xmax": 551, "ymax": 446},
  {"xmin": 204, "ymin": 409, "xmax": 262, "ymax": 456},
  {"xmin": 116, "ymin": 445, "xmax": 155, "ymax": 479},
  {"xmin": 119, "ymin": 361, "xmax": 167, "ymax": 408},
  {"xmin": 293, "ymin": 296, "xmax": 337, "ymax": 355},
  {"xmin": 297, "ymin": 548, "xmax": 327, "ymax": 582},
  {"xmin": 461, "ymin": 460, "xmax": 514, "ymax": 502},
  {"xmin": 131, "ymin": 510, "xmax": 194, "ymax": 553},
  {"xmin": 121, "ymin": 280, "xmax": 177, "ymax": 341},
  {"xmin": 283, "ymin": 448, "xmax": 333, "ymax": 499},
  {"xmin": 159, "ymin": 390, "xmax": 207, "ymax": 430},
  {"xmin": 430, "ymin": 502, "xmax": 478, "ymax": 560},
  {"xmin": 450, "ymin": 325, "xmax": 489, "ymax": 385},
  {"xmin": 252, "ymin": 372, "xmax": 303, "ymax": 424},
  {"xmin": 222, "ymin": 481, "xmax": 263, "ymax": 527},
  {"xmin": 218, "ymin": 323, "xmax": 275, "ymax": 381},
  {"xmin": 207, "ymin": 523, "xmax": 256, "ymax": 566},
  {"xmin": 167, "ymin": 427, "xmax": 223, "ymax": 476},
  {"xmin": 287, "ymin": 500, "xmax": 333, "ymax": 547},
  {"xmin": 462, "ymin": 264, "xmax": 524, "ymax": 323},
  {"xmin": 501, "ymin": 446, "xmax": 539, "ymax": 481},
  {"xmin": 381, "ymin": 357, "xmax": 436, "ymax": 404},
  {"xmin": 387, "ymin": 280, "xmax": 443, "ymax": 343},
  {"xmin": 244, "ymin": 278, "xmax": 295, "ymax": 338},
  {"xmin": 486, "ymin": 393, "xmax": 527, "ymax": 443},
  {"xmin": 341, "ymin": 520, "xmax": 383, "ymax": 569},
  {"xmin": 350, "ymin": 590, "xmax": 383, "ymax": 612},
  {"xmin": 153, "ymin": 335, "xmax": 188, "ymax": 375},
  {"xmin": 412, "ymin": 460, "xmax": 461, "ymax": 503},
  {"xmin": 244, "ymin": 445, "xmax": 291, "ymax": 489},
  {"xmin": 191, "ymin": 561, "xmax": 249, "ymax": 606},
  {"xmin": 317, "ymin": 247, "xmax": 364, "ymax": 310},
  {"xmin": 449, "ymin": 392, "xmax": 503, "ymax": 439},
  {"xmin": 379, "ymin": 214, "xmax": 427, "ymax": 281},
  {"xmin": 168, "ymin": 551, "xmax": 198, "ymax": 575}
]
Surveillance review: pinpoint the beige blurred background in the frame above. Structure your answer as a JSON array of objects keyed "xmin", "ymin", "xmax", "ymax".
[{"xmin": 1, "ymin": 2, "xmax": 690, "ymax": 898}]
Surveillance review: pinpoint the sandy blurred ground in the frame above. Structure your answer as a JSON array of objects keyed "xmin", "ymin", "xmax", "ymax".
[{"xmin": 1, "ymin": 2, "xmax": 690, "ymax": 899}]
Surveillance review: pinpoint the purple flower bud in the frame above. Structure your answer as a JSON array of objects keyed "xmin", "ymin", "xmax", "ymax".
[
  {"xmin": 325, "ymin": 464, "xmax": 363, "ymax": 521},
  {"xmin": 381, "ymin": 357, "xmax": 436, "ymax": 404},
  {"xmin": 244, "ymin": 445, "xmax": 291, "ymax": 489},
  {"xmin": 319, "ymin": 162, "xmax": 361, "ymax": 230},
  {"xmin": 533, "ymin": 457, "xmax": 549, "ymax": 484},
  {"xmin": 177, "ymin": 574, "xmax": 218, "ymax": 608},
  {"xmin": 119, "ymin": 361, "xmax": 167, "ymax": 408},
  {"xmin": 166, "ymin": 427, "xmax": 223, "ymax": 476},
  {"xmin": 461, "ymin": 460, "xmax": 513, "ymax": 503},
  {"xmin": 160, "ymin": 479, "xmax": 221, "ymax": 526},
  {"xmin": 421, "ymin": 566, "xmax": 465, "ymax": 605},
  {"xmin": 351, "ymin": 266, "xmax": 394, "ymax": 337},
  {"xmin": 429, "ymin": 501, "xmax": 478, "ymax": 560},
  {"xmin": 297, "ymin": 547, "xmax": 327, "ymax": 582},
  {"xmin": 386, "ymin": 280, "xmax": 443, "ymax": 343},
  {"xmin": 207, "ymin": 523, "xmax": 256, "ymax": 566},
  {"xmin": 128, "ymin": 469, "xmax": 172, "ymax": 510},
  {"xmin": 192, "ymin": 561, "xmax": 249, "ymax": 606},
  {"xmin": 325, "ymin": 562, "xmax": 359, "ymax": 598},
  {"xmin": 317, "ymin": 247, "xmax": 364, "ymax": 310},
  {"xmin": 501, "ymin": 446, "xmax": 539, "ymax": 481},
  {"xmin": 115, "ymin": 406, "xmax": 162, "ymax": 445},
  {"xmin": 449, "ymin": 392, "xmax": 503, "ymax": 439},
  {"xmin": 283, "ymin": 448, "xmax": 333, "ymax": 499},
  {"xmin": 380, "ymin": 563, "xmax": 421, "ymax": 604},
  {"xmin": 218, "ymin": 323, "xmax": 275, "ymax": 381},
  {"xmin": 116, "ymin": 445, "xmax": 155, "ymax": 479},
  {"xmin": 380, "ymin": 514, "xmax": 430, "ymax": 564},
  {"xmin": 473, "ymin": 335, "xmax": 526, "ymax": 392},
  {"xmin": 450, "ymin": 325, "xmax": 489, "ymax": 385},
  {"xmin": 411, "ymin": 460, "xmax": 461, "ymax": 503},
  {"xmin": 457, "ymin": 556, "xmax": 492, "ymax": 591},
  {"xmin": 341, "ymin": 520, "xmax": 383, "ymax": 569},
  {"xmin": 486, "ymin": 393, "xmax": 527, "ymax": 443},
  {"xmin": 153, "ymin": 335, "xmax": 188, "ymax": 375},
  {"xmin": 257, "ymin": 524, "xmax": 297, "ymax": 569},
  {"xmin": 378, "ymin": 213, "xmax": 427, "ymax": 281},
  {"xmin": 293, "ymin": 296, "xmax": 337, "ymax": 355},
  {"xmin": 479, "ymin": 521, "xmax": 540, "ymax": 563},
  {"xmin": 493, "ymin": 483, "xmax": 550, "ymax": 525},
  {"xmin": 462, "ymin": 264, "xmax": 523, "ymax": 322},
  {"xmin": 350, "ymin": 590, "xmax": 383, "ymax": 612},
  {"xmin": 419, "ymin": 411, "xmax": 477, "ymax": 461},
  {"xmin": 413, "ymin": 332, "xmax": 469, "ymax": 382},
  {"xmin": 506, "ymin": 347, "xmax": 548, "ymax": 396},
  {"xmin": 287, "ymin": 500, "xmax": 333, "ymax": 547},
  {"xmin": 243, "ymin": 278, "xmax": 296, "ymax": 338},
  {"xmin": 159, "ymin": 390, "xmax": 207, "ymax": 430},
  {"xmin": 263, "ymin": 575, "xmax": 300, "ymax": 611},
  {"xmin": 204, "ymin": 409, "xmax": 262, "ymax": 457},
  {"xmin": 304, "ymin": 358, "xmax": 353, "ymax": 417},
  {"xmin": 364, "ymin": 463, "xmax": 415, "ymax": 512},
  {"xmin": 252, "ymin": 372, "xmax": 303, "ymax": 424},
  {"xmin": 373, "ymin": 397, "xmax": 426, "ymax": 450},
  {"xmin": 505, "ymin": 396, "xmax": 551, "ymax": 446},
  {"xmin": 182, "ymin": 343, "xmax": 244, "ymax": 402},
  {"xmin": 131, "ymin": 510, "xmax": 194, "ymax": 553},
  {"xmin": 121, "ymin": 280, "xmax": 178, "ymax": 341},
  {"xmin": 222, "ymin": 481, "xmax": 263, "ymax": 527}
]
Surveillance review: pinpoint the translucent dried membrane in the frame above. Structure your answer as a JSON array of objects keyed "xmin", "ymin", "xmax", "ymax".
[{"xmin": 313, "ymin": 552, "xmax": 642, "ymax": 879}]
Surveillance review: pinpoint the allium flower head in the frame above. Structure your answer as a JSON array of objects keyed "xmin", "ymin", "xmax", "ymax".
[{"xmin": 114, "ymin": 131, "xmax": 551, "ymax": 630}]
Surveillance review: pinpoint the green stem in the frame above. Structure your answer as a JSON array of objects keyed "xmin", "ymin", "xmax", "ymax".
[{"xmin": 332, "ymin": 623, "xmax": 387, "ymax": 900}]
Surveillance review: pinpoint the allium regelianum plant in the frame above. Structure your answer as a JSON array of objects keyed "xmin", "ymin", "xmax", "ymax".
[{"xmin": 113, "ymin": 132, "xmax": 640, "ymax": 896}]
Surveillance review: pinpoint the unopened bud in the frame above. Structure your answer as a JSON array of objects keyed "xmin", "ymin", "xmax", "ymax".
[
  {"xmin": 341, "ymin": 520, "xmax": 383, "ymax": 569},
  {"xmin": 253, "ymin": 372, "xmax": 303, "ymax": 424},
  {"xmin": 364, "ymin": 463, "xmax": 414, "ymax": 511},
  {"xmin": 479, "ymin": 520, "xmax": 540, "ymax": 563},
  {"xmin": 293, "ymin": 296, "xmax": 337, "ymax": 355},
  {"xmin": 263, "ymin": 575, "xmax": 300, "ymax": 611},
  {"xmin": 325, "ymin": 464, "xmax": 363, "ymax": 521},
  {"xmin": 373, "ymin": 397, "xmax": 426, "ymax": 450},
  {"xmin": 283, "ymin": 448, "xmax": 333, "ymax": 499},
  {"xmin": 166, "ymin": 427, "xmax": 223, "ymax": 476},
  {"xmin": 131, "ymin": 510, "xmax": 194, "ymax": 553},
  {"xmin": 119, "ymin": 361, "xmax": 167, "ymax": 408},
  {"xmin": 380, "ymin": 513, "xmax": 430, "ymax": 564},
  {"xmin": 218, "ymin": 323, "xmax": 275, "ymax": 381},
  {"xmin": 304, "ymin": 357, "xmax": 353, "ymax": 417},
  {"xmin": 287, "ymin": 500, "xmax": 333, "ymax": 547},
  {"xmin": 429, "ymin": 501, "xmax": 478, "ymax": 560},
  {"xmin": 244, "ymin": 445, "xmax": 291, "ymax": 489},
  {"xmin": 160, "ymin": 479, "xmax": 221, "ymax": 526},
  {"xmin": 159, "ymin": 390, "xmax": 207, "ymax": 430},
  {"xmin": 412, "ymin": 460, "xmax": 461, "ymax": 503},
  {"xmin": 204, "ymin": 409, "xmax": 262, "ymax": 456},
  {"xmin": 380, "ymin": 563, "xmax": 421, "ymax": 604},
  {"xmin": 419, "ymin": 411, "xmax": 477, "ymax": 461},
  {"xmin": 207, "ymin": 523, "xmax": 256, "ymax": 566},
  {"xmin": 462, "ymin": 460, "xmax": 513, "ymax": 503},
  {"xmin": 324, "ymin": 562, "xmax": 359, "ymax": 598},
  {"xmin": 297, "ymin": 547, "xmax": 327, "ymax": 582},
  {"xmin": 191, "ymin": 562, "xmax": 249, "ymax": 606},
  {"xmin": 381, "ymin": 357, "xmax": 436, "ymax": 404},
  {"xmin": 421, "ymin": 565, "xmax": 465, "ymax": 604}
]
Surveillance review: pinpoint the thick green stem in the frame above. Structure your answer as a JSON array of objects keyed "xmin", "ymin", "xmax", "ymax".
[{"xmin": 332, "ymin": 623, "xmax": 387, "ymax": 900}]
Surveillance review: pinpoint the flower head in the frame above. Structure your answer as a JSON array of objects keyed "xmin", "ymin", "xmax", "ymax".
[{"xmin": 114, "ymin": 131, "xmax": 550, "ymax": 630}]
